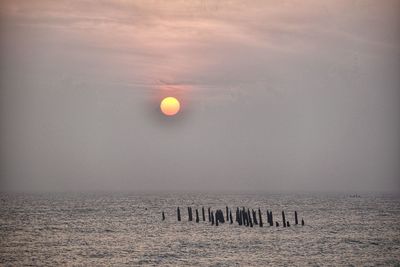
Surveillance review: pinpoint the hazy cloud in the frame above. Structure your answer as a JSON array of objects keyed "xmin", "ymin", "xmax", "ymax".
[{"xmin": 1, "ymin": 0, "xmax": 399, "ymax": 192}]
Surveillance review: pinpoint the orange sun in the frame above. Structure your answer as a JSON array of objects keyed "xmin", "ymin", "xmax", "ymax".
[{"xmin": 160, "ymin": 97, "xmax": 180, "ymax": 116}]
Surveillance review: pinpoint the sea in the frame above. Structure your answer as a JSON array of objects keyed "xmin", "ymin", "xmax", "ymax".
[{"xmin": 1, "ymin": 192, "xmax": 399, "ymax": 266}]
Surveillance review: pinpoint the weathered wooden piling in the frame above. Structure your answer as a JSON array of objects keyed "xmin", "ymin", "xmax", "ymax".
[
  {"xmin": 276, "ymin": 221, "xmax": 279, "ymax": 227},
  {"xmin": 269, "ymin": 211, "xmax": 273, "ymax": 226},
  {"xmin": 258, "ymin": 209, "xmax": 263, "ymax": 227},
  {"xmin": 162, "ymin": 211, "xmax": 165, "ymax": 221},
  {"xmin": 229, "ymin": 211, "xmax": 233, "ymax": 224},
  {"xmin": 302, "ymin": 218, "xmax": 304, "ymax": 226},
  {"xmin": 202, "ymin": 207, "xmax": 205, "ymax": 221},
  {"xmin": 248, "ymin": 209, "xmax": 253, "ymax": 227},
  {"xmin": 242, "ymin": 207, "xmax": 248, "ymax": 226},
  {"xmin": 282, "ymin": 211, "xmax": 286, "ymax": 227},
  {"xmin": 211, "ymin": 211, "xmax": 214, "ymax": 225},
  {"xmin": 287, "ymin": 221, "xmax": 290, "ymax": 227},
  {"xmin": 295, "ymin": 211, "xmax": 298, "ymax": 225},
  {"xmin": 215, "ymin": 209, "xmax": 225, "ymax": 224},
  {"xmin": 177, "ymin": 207, "xmax": 181, "ymax": 221},
  {"xmin": 196, "ymin": 209, "xmax": 199, "ymax": 223},
  {"xmin": 258, "ymin": 208, "xmax": 263, "ymax": 227},
  {"xmin": 188, "ymin": 207, "xmax": 193, "ymax": 221},
  {"xmin": 215, "ymin": 210, "xmax": 222, "ymax": 226},
  {"xmin": 238, "ymin": 210, "xmax": 243, "ymax": 225},
  {"xmin": 226, "ymin": 206, "xmax": 229, "ymax": 221},
  {"xmin": 208, "ymin": 207, "xmax": 211, "ymax": 222},
  {"xmin": 252, "ymin": 209, "xmax": 258, "ymax": 225}
]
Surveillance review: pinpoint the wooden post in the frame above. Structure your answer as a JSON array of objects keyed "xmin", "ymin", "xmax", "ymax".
[
  {"xmin": 202, "ymin": 207, "xmax": 205, "ymax": 221},
  {"xmin": 188, "ymin": 207, "xmax": 193, "ymax": 221},
  {"xmin": 295, "ymin": 211, "xmax": 298, "ymax": 225},
  {"xmin": 177, "ymin": 207, "xmax": 181, "ymax": 221},
  {"xmin": 287, "ymin": 221, "xmax": 290, "ymax": 227},
  {"xmin": 162, "ymin": 211, "xmax": 165, "ymax": 221},
  {"xmin": 269, "ymin": 211, "xmax": 273, "ymax": 226},
  {"xmin": 211, "ymin": 211, "xmax": 214, "ymax": 225},
  {"xmin": 216, "ymin": 210, "xmax": 225, "ymax": 223},
  {"xmin": 252, "ymin": 209, "xmax": 258, "ymax": 225},
  {"xmin": 244, "ymin": 210, "xmax": 248, "ymax": 227},
  {"xmin": 258, "ymin": 208, "xmax": 263, "ymax": 227},
  {"xmin": 230, "ymin": 211, "xmax": 233, "ymax": 224},
  {"xmin": 282, "ymin": 211, "xmax": 286, "ymax": 227},
  {"xmin": 196, "ymin": 209, "xmax": 199, "ymax": 223},
  {"xmin": 226, "ymin": 206, "xmax": 229, "ymax": 221},
  {"xmin": 208, "ymin": 207, "xmax": 211, "ymax": 222},
  {"xmin": 248, "ymin": 209, "xmax": 253, "ymax": 227},
  {"xmin": 276, "ymin": 221, "xmax": 279, "ymax": 227},
  {"xmin": 302, "ymin": 218, "xmax": 305, "ymax": 226}
]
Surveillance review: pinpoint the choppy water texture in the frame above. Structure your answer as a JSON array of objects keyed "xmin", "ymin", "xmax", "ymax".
[{"xmin": 1, "ymin": 192, "xmax": 400, "ymax": 266}]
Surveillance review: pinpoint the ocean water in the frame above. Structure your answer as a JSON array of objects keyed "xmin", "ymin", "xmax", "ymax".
[{"xmin": 0, "ymin": 192, "xmax": 399, "ymax": 266}]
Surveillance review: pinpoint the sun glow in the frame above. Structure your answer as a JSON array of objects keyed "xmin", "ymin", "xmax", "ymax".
[{"xmin": 160, "ymin": 97, "xmax": 180, "ymax": 116}]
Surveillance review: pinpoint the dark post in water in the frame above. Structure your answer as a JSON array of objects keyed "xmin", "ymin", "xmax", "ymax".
[
  {"xmin": 295, "ymin": 211, "xmax": 298, "ymax": 225},
  {"xmin": 282, "ymin": 211, "xmax": 286, "ymax": 227},
  {"xmin": 177, "ymin": 207, "xmax": 181, "ymax": 221},
  {"xmin": 188, "ymin": 207, "xmax": 193, "ymax": 221},
  {"xmin": 269, "ymin": 211, "xmax": 274, "ymax": 226}
]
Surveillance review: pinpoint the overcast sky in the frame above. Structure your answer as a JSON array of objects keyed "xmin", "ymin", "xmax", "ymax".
[{"xmin": 0, "ymin": 0, "xmax": 399, "ymax": 192}]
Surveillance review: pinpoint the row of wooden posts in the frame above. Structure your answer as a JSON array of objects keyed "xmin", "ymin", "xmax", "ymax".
[{"xmin": 162, "ymin": 206, "xmax": 304, "ymax": 227}]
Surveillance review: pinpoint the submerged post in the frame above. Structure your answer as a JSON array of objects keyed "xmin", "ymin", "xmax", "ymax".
[
  {"xmin": 248, "ymin": 209, "xmax": 253, "ymax": 227},
  {"xmin": 302, "ymin": 218, "xmax": 305, "ymax": 226},
  {"xmin": 208, "ymin": 207, "xmax": 211, "ymax": 222},
  {"xmin": 269, "ymin": 211, "xmax": 273, "ymax": 226},
  {"xmin": 188, "ymin": 207, "xmax": 193, "ymax": 221},
  {"xmin": 177, "ymin": 207, "xmax": 181, "ymax": 221},
  {"xmin": 295, "ymin": 211, "xmax": 298, "ymax": 225},
  {"xmin": 238, "ymin": 210, "xmax": 243, "ymax": 226},
  {"xmin": 196, "ymin": 209, "xmax": 199, "ymax": 223},
  {"xmin": 230, "ymin": 211, "xmax": 233, "ymax": 224},
  {"xmin": 258, "ymin": 208, "xmax": 263, "ymax": 227},
  {"xmin": 162, "ymin": 211, "xmax": 165, "ymax": 221},
  {"xmin": 276, "ymin": 221, "xmax": 279, "ymax": 227},
  {"xmin": 202, "ymin": 207, "xmax": 205, "ymax": 221},
  {"xmin": 282, "ymin": 211, "xmax": 286, "ymax": 227},
  {"xmin": 242, "ymin": 207, "xmax": 248, "ymax": 226},
  {"xmin": 226, "ymin": 206, "xmax": 229, "ymax": 221},
  {"xmin": 252, "ymin": 209, "xmax": 258, "ymax": 225}
]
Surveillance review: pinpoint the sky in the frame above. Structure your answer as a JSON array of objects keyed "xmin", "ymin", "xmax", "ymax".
[{"xmin": 0, "ymin": 0, "xmax": 399, "ymax": 192}]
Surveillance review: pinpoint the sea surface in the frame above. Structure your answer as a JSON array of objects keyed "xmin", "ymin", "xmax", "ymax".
[{"xmin": 0, "ymin": 192, "xmax": 399, "ymax": 266}]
